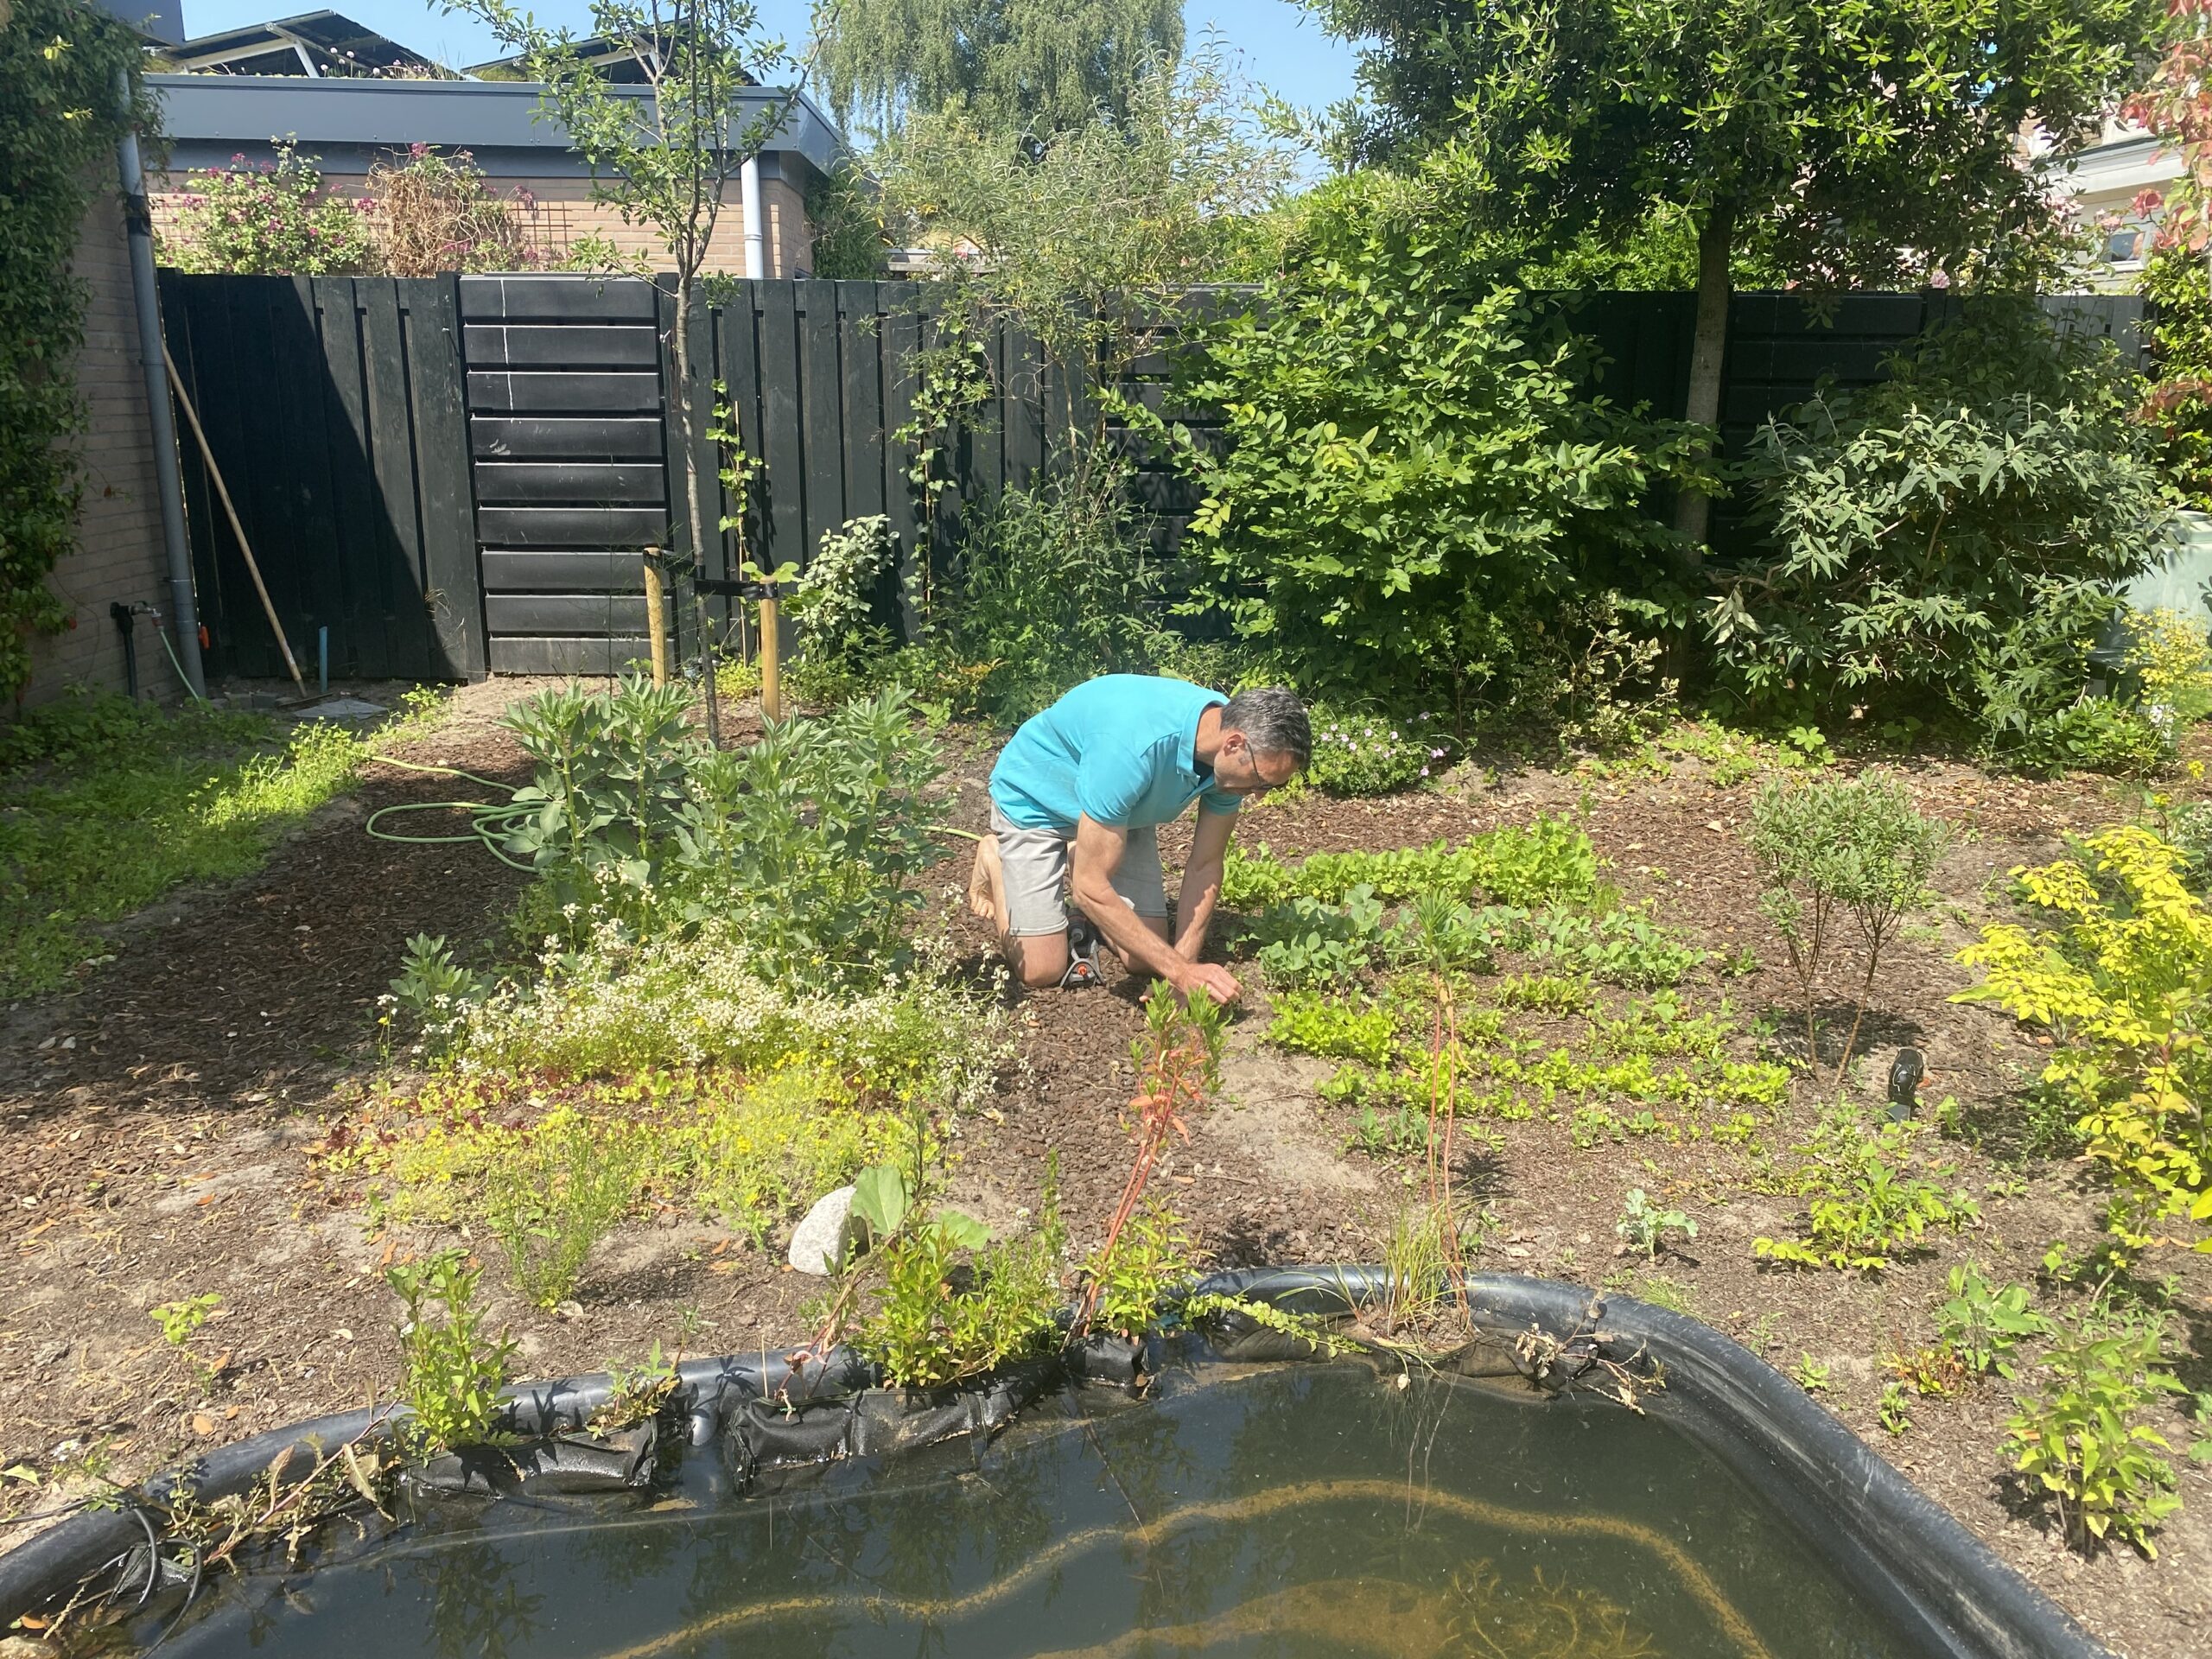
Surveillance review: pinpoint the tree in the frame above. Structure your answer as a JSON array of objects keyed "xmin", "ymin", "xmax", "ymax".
[
  {"xmin": 816, "ymin": 0, "xmax": 1183, "ymax": 137},
  {"xmin": 454, "ymin": 0, "xmax": 791, "ymax": 725},
  {"xmin": 875, "ymin": 48, "xmax": 1289, "ymax": 396},
  {"xmin": 1309, "ymin": 0, "xmax": 2159, "ymax": 548}
]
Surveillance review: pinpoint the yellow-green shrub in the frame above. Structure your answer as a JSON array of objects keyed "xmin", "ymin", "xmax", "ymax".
[
  {"xmin": 2125, "ymin": 607, "xmax": 2212, "ymax": 730},
  {"xmin": 1955, "ymin": 827, "xmax": 2211, "ymax": 1256},
  {"xmin": 325, "ymin": 1066, "xmax": 912, "ymax": 1248},
  {"xmin": 449, "ymin": 921, "xmax": 1008, "ymax": 1113}
]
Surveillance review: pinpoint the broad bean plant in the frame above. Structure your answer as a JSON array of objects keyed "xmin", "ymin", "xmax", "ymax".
[{"xmin": 500, "ymin": 676, "xmax": 946, "ymax": 985}]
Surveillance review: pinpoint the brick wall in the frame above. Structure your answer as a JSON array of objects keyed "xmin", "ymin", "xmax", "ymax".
[
  {"xmin": 151, "ymin": 169, "xmax": 817, "ymax": 276},
  {"xmin": 19, "ymin": 188, "xmax": 177, "ymax": 710}
]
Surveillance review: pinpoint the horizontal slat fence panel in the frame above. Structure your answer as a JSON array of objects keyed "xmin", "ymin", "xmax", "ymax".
[
  {"xmin": 460, "ymin": 275, "xmax": 675, "ymax": 668},
  {"xmin": 472, "ymin": 416, "xmax": 664, "ymax": 461},
  {"xmin": 474, "ymin": 462, "xmax": 666, "ymax": 505}
]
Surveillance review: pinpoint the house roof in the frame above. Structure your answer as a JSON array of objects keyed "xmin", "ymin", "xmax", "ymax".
[
  {"xmin": 162, "ymin": 10, "xmax": 439, "ymax": 77},
  {"xmin": 467, "ymin": 32, "xmax": 759, "ymax": 87},
  {"xmin": 149, "ymin": 71, "xmax": 844, "ymax": 181}
]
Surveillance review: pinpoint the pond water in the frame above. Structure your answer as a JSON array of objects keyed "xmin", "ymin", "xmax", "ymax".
[{"xmin": 136, "ymin": 1355, "xmax": 1904, "ymax": 1659}]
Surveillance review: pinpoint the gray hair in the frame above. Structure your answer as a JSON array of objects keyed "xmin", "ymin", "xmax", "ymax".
[{"xmin": 1219, "ymin": 687, "xmax": 1311, "ymax": 767}]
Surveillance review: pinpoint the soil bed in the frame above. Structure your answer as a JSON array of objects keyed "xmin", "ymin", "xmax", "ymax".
[{"xmin": 1, "ymin": 683, "xmax": 2207, "ymax": 1659}]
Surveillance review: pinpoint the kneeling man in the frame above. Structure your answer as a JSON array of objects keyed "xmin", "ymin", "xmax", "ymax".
[{"xmin": 968, "ymin": 675, "xmax": 1310, "ymax": 1003}]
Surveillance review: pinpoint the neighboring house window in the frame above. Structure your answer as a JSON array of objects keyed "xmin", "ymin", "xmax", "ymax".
[{"xmin": 2106, "ymin": 226, "xmax": 2145, "ymax": 264}]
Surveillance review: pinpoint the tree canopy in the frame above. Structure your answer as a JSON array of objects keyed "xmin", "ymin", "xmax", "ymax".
[
  {"xmin": 816, "ymin": 0, "xmax": 1185, "ymax": 137},
  {"xmin": 1312, "ymin": 0, "xmax": 2156, "ymax": 290}
]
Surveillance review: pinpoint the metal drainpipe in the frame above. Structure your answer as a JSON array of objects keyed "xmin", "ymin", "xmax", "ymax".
[
  {"xmin": 114, "ymin": 69, "xmax": 206, "ymax": 700},
  {"xmin": 741, "ymin": 154, "xmax": 766, "ymax": 280}
]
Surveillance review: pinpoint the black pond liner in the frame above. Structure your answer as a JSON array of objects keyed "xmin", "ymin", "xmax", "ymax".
[{"xmin": 0, "ymin": 1271, "xmax": 2104, "ymax": 1659}]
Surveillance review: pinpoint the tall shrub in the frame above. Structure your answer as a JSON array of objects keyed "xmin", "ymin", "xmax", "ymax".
[
  {"xmin": 0, "ymin": 0, "xmax": 154, "ymax": 699},
  {"xmin": 1710, "ymin": 307, "xmax": 2169, "ymax": 741},
  {"xmin": 1136, "ymin": 173, "xmax": 1698, "ymax": 718}
]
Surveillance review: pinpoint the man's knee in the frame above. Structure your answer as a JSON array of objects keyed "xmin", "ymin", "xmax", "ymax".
[{"xmin": 1012, "ymin": 932, "xmax": 1069, "ymax": 988}]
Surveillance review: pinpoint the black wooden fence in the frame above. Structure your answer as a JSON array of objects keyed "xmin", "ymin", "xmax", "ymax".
[
  {"xmin": 156, "ymin": 273, "xmax": 2147, "ymax": 681},
  {"xmin": 160, "ymin": 273, "xmax": 483, "ymax": 682}
]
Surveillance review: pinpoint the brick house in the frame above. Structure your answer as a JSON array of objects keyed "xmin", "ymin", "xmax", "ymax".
[
  {"xmin": 149, "ymin": 68, "xmax": 841, "ymax": 279},
  {"xmin": 24, "ymin": 3, "xmax": 841, "ymax": 709}
]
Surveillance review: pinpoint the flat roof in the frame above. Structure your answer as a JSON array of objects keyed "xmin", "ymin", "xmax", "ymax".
[
  {"xmin": 149, "ymin": 72, "xmax": 843, "ymax": 177},
  {"xmin": 166, "ymin": 10, "xmax": 435, "ymax": 75}
]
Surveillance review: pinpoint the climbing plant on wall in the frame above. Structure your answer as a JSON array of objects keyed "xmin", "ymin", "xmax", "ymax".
[{"xmin": 0, "ymin": 0, "xmax": 153, "ymax": 701}]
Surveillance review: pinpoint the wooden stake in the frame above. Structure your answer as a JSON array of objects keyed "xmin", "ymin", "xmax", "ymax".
[
  {"xmin": 643, "ymin": 549, "xmax": 670, "ymax": 685},
  {"xmin": 162, "ymin": 340, "xmax": 306, "ymax": 699},
  {"xmin": 759, "ymin": 591, "xmax": 780, "ymax": 721}
]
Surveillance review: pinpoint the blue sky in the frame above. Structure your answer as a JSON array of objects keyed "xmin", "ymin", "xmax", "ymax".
[{"xmin": 172, "ymin": 1, "xmax": 1363, "ymax": 120}]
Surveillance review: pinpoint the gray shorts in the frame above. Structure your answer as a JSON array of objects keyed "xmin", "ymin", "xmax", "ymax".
[{"xmin": 990, "ymin": 806, "xmax": 1167, "ymax": 938}]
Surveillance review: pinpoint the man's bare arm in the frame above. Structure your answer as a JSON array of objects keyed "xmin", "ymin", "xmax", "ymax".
[
  {"xmin": 1071, "ymin": 816, "xmax": 1239, "ymax": 1003},
  {"xmin": 1175, "ymin": 807, "xmax": 1236, "ymax": 961}
]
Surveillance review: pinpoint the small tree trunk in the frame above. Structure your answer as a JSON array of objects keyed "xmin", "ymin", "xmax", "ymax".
[
  {"xmin": 671, "ymin": 276, "xmax": 721, "ymax": 743},
  {"xmin": 1674, "ymin": 201, "xmax": 1737, "ymax": 554}
]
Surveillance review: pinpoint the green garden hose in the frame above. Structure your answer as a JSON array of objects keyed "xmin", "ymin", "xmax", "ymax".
[
  {"xmin": 360, "ymin": 754, "xmax": 982, "ymax": 873},
  {"xmin": 359, "ymin": 754, "xmax": 539, "ymax": 871}
]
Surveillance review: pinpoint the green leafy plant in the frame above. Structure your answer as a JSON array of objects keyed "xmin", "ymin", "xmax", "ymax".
[
  {"xmin": 853, "ymin": 1172, "xmax": 1063, "ymax": 1388},
  {"xmin": 499, "ymin": 677, "xmax": 947, "ymax": 986},
  {"xmin": 1516, "ymin": 904, "xmax": 1709, "ymax": 989},
  {"xmin": 1713, "ymin": 309, "xmax": 2167, "ymax": 741},
  {"xmin": 1246, "ymin": 887, "xmax": 1389, "ymax": 990},
  {"xmin": 2023, "ymin": 697, "xmax": 2173, "ymax": 779},
  {"xmin": 479, "ymin": 1108, "xmax": 647, "ymax": 1308},
  {"xmin": 791, "ymin": 514, "xmax": 900, "ymax": 676},
  {"xmin": 1754, "ymin": 1106, "xmax": 1978, "ymax": 1272},
  {"xmin": 1750, "ymin": 770, "xmax": 1947, "ymax": 1081},
  {"xmin": 1266, "ymin": 991, "xmax": 1398, "ymax": 1066},
  {"xmin": 1080, "ymin": 1201, "xmax": 1192, "ymax": 1341},
  {"xmin": 386, "ymin": 1249, "xmax": 517, "ymax": 1456},
  {"xmin": 589, "ymin": 1342, "xmax": 680, "ymax": 1433},
  {"xmin": 1614, "ymin": 1190, "xmax": 1696, "ymax": 1260},
  {"xmin": 385, "ymin": 934, "xmax": 487, "ymax": 1053},
  {"xmin": 1320, "ymin": 0, "xmax": 2149, "ymax": 551},
  {"xmin": 1223, "ymin": 817, "xmax": 1599, "ymax": 910},
  {"xmin": 1, "ymin": 1, "xmax": 156, "ymax": 698},
  {"xmin": 1955, "ymin": 827, "xmax": 2211, "ymax": 1257},
  {"xmin": 1141, "ymin": 237, "xmax": 1694, "ymax": 713},
  {"xmin": 1878, "ymin": 1381, "xmax": 1913, "ymax": 1435},
  {"xmin": 1793, "ymin": 1353, "xmax": 1832, "ymax": 1394},
  {"xmin": 2005, "ymin": 1315, "xmax": 2187, "ymax": 1555},
  {"xmin": 1937, "ymin": 1264, "xmax": 2054, "ymax": 1380},
  {"xmin": 150, "ymin": 1294, "xmax": 223, "ymax": 1350}
]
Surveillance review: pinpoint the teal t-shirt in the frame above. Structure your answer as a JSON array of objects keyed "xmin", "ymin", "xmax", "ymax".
[{"xmin": 989, "ymin": 675, "xmax": 1241, "ymax": 834}]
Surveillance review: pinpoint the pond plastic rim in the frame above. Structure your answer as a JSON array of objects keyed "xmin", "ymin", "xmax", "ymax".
[{"xmin": 0, "ymin": 1271, "xmax": 2108, "ymax": 1659}]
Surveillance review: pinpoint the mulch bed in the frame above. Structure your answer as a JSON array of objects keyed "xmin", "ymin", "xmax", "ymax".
[{"xmin": 2, "ymin": 685, "xmax": 2208, "ymax": 1657}]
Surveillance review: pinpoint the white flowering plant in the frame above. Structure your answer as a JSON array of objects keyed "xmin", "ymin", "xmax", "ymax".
[{"xmin": 1301, "ymin": 704, "xmax": 1449, "ymax": 796}]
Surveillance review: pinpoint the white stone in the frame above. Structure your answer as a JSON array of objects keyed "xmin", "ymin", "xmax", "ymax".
[{"xmin": 786, "ymin": 1185, "xmax": 855, "ymax": 1275}]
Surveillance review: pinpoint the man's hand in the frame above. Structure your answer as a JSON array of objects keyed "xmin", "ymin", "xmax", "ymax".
[{"xmin": 1173, "ymin": 961, "xmax": 1242, "ymax": 1007}]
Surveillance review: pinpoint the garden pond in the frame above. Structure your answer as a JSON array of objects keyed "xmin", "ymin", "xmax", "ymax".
[{"xmin": 119, "ymin": 1349, "xmax": 1919, "ymax": 1659}]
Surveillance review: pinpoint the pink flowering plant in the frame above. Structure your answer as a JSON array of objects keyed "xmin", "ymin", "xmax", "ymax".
[
  {"xmin": 1302, "ymin": 705, "xmax": 1448, "ymax": 797},
  {"xmin": 165, "ymin": 140, "xmax": 378, "ymax": 276}
]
